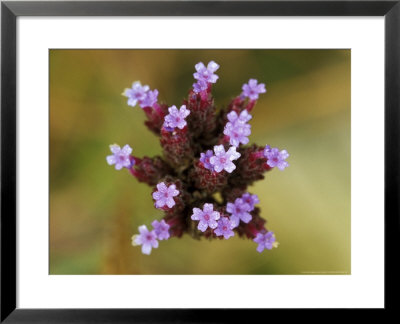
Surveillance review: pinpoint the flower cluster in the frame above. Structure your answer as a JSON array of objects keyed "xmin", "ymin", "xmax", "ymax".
[{"xmin": 107, "ymin": 60, "xmax": 289, "ymax": 255}]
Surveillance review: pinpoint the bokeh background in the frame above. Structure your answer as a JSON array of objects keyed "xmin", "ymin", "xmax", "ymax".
[{"xmin": 49, "ymin": 49, "xmax": 350, "ymax": 274}]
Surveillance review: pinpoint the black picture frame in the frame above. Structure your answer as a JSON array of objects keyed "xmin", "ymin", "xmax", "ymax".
[{"xmin": 1, "ymin": 0, "xmax": 399, "ymax": 322}]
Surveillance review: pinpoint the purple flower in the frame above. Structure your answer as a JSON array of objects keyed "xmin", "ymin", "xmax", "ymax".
[
  {"xmin": 193, "ymin": 80, "xmax": 208, "ymax": 94},
  {"xmin": 140, "ymin": 89, "xmax": 159, "ymax": 108},
  {"xmin": 191, "ymin": 203, "xmax": 220, "ymax": 232},
  {"xmin": 122, "ymin": 81, "xmax": 149, "ymax": 107},
  {"xmin": 223, "ymin": 121, "xmax": 251, "ymax": 147},
  {"xmin": 132, "ymin": 225, "xmax": 159, "ymax": 255},
  {"xmin": 152, "ymin": 182, "xmax": 179, "ymax": 209},
  {"xmin": 106, "ymin": 144, "xmax": 133, "ymax": 170},
  {"xmin": 242, "ymin": 79, "xmax": 266, "ymax": 100},
  {"xmin": 263, "ymin": 145, "xmax": 271, "ymax": 157},
  {"xmin": 193, "ymin": 61, "xmax": 220, "ymax": 84},
  {"xmin": 151, "ymin": 219, "xmax": 170, "ymax": 240},
  {"xmin": 224, "ymin": 111, "xmax": 252, "ymax": 147},
  {"xmin": 164, "ymin": 105, "xmax": 190, "ymax": 130},
  {"xmin": 253, "ymin": 231, "xmax": 276, "ymax": 253},
  {"xmin": 226, "ymin": 198, "xmax": 252, "ymax": 227},
  {"xmin": 200, "ymin": 150, "xmax": 215, "ymax": 171},
  {"xmin": 227, "ymin": 110, "xmax": 252, "ymax": 124},
  {"xmin": 209, "ymin": 145, "xmax": 241, "ymax": 173},
  {"xmin": 265, "ymin": 147, "xmax": 290, "ymax": 170},
  {"xmin": 241, "ymin": 193, "xmax": 260, "ymax": 211},
  {"xmin": 214, "ymin": 217, "xmax": 235, "ymax": 239}
]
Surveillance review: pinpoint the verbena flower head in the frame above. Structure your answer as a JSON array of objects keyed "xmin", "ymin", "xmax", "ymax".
[
  {"xmin": 209, "ymin": 145, "xmax": 241, "ymax": 173},
  {"xmin": 200, "ymin": 150, "xmax": 215, "ymax": 171},
  {"xmin": 152, "ymin": 219, "xmax": 170, "ymax": 240},
  {"xmin": 152, "ymin": 182, "xmax": 179, "ymax": 209},
  {"xmin": 132, "ymin": 225, "xmax": 159, "ymax": 255},
  {"xmin": 265, "ymin": 147, "xmax": 290, "ymax": 170},
  {"xmin": 242, "ymin": 79, "xmax": 266, "ymax": 100},
  {"xmin": 226, "ymin": 198, "xmax": 252, "ymax": 227},
  {"xmin": 110, "ymin": 60, "xmax": 290, "ymax": 255},
  {"xmin": 193, "ymin": 61, "xmax": 220, "ymax": 84},
  {"xmin": 253, "ymin": 231, "xmax": 276, "ymax": 253},
  {"xmin": 106, "ymin": 144, "xmax": 133, "ymax": 170},
  {"xmin": 164, "ymin": 105, "xmax": 190, "ymax": 130},
  {"xmin": 214, "ymin": 217, "xmax": 235, "ymax": 239}
]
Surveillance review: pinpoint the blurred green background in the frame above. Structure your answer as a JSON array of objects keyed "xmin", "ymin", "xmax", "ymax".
[{"xmin": 49, "ymin": 49, "xmax": 350, "ymax": 275}]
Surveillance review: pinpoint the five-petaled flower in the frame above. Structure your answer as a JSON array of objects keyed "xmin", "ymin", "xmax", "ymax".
[
  {"xmin": 224, "ymin": 119, "xmax": 251, "ymax": 147},
  {"xmin": 164, "ymin": 105, "xmax": 191, "ymax": 130},
  {"xmin": 152, "ymin": 182, "xmax": 179, "ymax": 209},
  {"xmin": 132, "ymin": 225, "xmax": 159, "ymax": 255},
  {"xmin": 209, "ymin": 145, "xmax": 241, "ymax": 173},
  {"xmin": 265, "ymin": 147, "xmax": 290, "ymax": 170},
  {"xmin": 193, "ymin": 61, "xmax": 220, "ymax": 84},
  {"xmin": 106, "ymin": 144, "xmax": 133, "ymax": 170},
  {"xmin": 151, "ymin": 219, "xmax": 170, "ymax": 240},
  {"xmin": 214, "ymin": 217, "xmax": 235, "ymax": 239},
  {"xmin": 226, "ymin": 198, "xmax": 252, "ymax": 227},
  {"xmin": 122, "ymin": 81, "xmax": 149, "ymax": 107},
  {"xmin": 242, "ymin": 79, "xmax": 266, "ymax": 101},
  {"xmin": 191, "ymin": 203, "xmax": 220, "ymax": 232},
  {"xmin": 253, "ymin": 231, "xmax": 276, "ymax": 253}
]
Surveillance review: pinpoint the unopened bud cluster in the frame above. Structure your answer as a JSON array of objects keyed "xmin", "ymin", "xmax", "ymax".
[{"xmin": 107, "ymin": 61, "xmax": 289, "ymax": 255}]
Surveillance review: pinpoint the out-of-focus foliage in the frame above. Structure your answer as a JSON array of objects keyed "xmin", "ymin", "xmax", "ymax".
[{"xmin": 49, "ymin": 49, "xmax": 350, "ymax": 274}]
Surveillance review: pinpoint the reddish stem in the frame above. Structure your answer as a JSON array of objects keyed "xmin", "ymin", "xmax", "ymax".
[
  {"xmin": 245, "ymin": 100, "xmax": 256, "ymax": 112},
  {"xmin": 153, "ymin": 103, "xmax": 164, "ymax": 117}
]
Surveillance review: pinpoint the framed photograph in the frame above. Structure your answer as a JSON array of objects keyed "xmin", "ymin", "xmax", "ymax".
[{"xmin": 1, "ymin": 0, "xmax": 399, "ymax": 321}]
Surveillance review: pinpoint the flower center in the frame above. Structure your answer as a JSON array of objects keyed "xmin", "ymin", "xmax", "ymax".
[
  {"xmin": 146, "ymin": 234, "xmax": 152, "ymax": 240},
  {"xmin": 204, "ymin": 214, "xmax": 210, "ymax": 221},
  {"xmin": 220, "ymin": 157, "xmax": 226, "ymax": 164},
  {"xmin": 164, "ymin": 192, "xmax": 169, "ymax": 198},
  {"xmin": 222, "ymin": 226, "xmax": 227, "ymax": 231}
]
